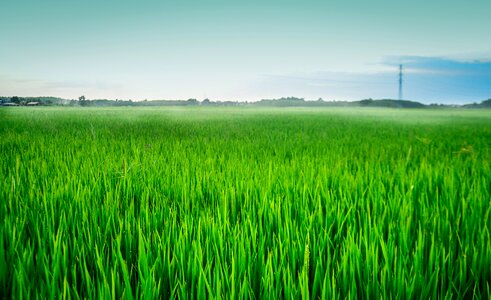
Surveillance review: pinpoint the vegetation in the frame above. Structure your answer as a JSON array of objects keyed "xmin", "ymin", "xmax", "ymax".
[
  {"xmin": 2, "ymin": 95, "xmax": 491, "ymax": 108},
  {"xmin": 463, "ymin": 99, "xmax": 491, "ymax": 109},
  {"xmin": 1, "ymin": 107, "xmax": 490, "ymax": 298}
]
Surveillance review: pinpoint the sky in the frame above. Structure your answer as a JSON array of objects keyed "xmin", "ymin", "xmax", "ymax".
[{"xmin": 1, "ymin": 0, "xmax": 490, "ymax": 104}]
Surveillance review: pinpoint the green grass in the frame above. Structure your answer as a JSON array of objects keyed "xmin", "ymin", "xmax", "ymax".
[{"xmin": 1, "ymin": 107, "xmax": 490, "ymax": 299}]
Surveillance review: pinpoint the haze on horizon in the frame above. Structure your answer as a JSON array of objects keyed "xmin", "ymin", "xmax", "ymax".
[{"xmin": 1, "ymin": 0, "xmax": 490, "ymax": 104}]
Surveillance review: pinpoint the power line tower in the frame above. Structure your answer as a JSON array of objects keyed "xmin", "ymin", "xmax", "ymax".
[{"xmin": 398, "ymin": 64, "xmax": 403, "ymax": 100}]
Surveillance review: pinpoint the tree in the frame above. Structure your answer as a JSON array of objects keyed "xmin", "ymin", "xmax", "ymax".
[
  {"xmin": 11, "ymin": 96, "xmax": 20, "ymax": 104},
  {"xmin": 187, "ymin": 98, "xmax": 198, "ymax": 105},
  {"xmin": 79, "ymin": 95, "xmax": 88, "ymax": 106},
  {"xmin": 481, "ymin": 99, "xmax": 491, "ymax": 107}
]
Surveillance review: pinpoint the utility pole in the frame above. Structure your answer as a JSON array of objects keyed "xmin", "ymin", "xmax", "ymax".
[{"xmin": 398, "ymin": 64, "xmax": 403, "ymax": 100}]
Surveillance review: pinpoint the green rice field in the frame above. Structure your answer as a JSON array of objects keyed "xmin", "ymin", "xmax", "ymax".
[{"xmin": 1, "ymin": 107, "xmax": 490, "ymax": 299}]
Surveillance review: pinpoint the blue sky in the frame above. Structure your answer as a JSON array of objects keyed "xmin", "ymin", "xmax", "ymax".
[{"xmin": 1, "ymin": 0, "xmax": 490, "ymax": 103}]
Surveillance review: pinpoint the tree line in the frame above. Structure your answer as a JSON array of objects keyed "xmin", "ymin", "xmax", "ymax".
[{"xmin": 1, "ymin": 95, "xmax": 491, "ymax": 108}]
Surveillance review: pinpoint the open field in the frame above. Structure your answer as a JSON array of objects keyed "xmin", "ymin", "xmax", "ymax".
[{"xmin": 1, "ymin": 107, "xmax": 490, "ymax": 298}]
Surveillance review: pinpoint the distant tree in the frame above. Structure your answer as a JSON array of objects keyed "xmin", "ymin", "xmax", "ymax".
[
  {"xmin": 202, "ymin": 98, "xmax": 211, "ymax": 105},
  {"xmin": 11, "ymin": 96, "xmax": 20, "ymax": 104},
  {"xmin": 79, "ymin": 95, "xmax": 88, "ymax": 106},
  {"xmin": 481, "ymin": 99, "xmax": 491, "ymax": 107},
  {"xmin": 187, "ymin": 98, "xmax": 198, "ymax": 105},
  {"xmin": 360, "ymin": 98, "xmax": 373, "ymax": 106}
]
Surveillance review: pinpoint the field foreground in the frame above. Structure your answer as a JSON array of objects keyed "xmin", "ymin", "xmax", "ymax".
[{"xmin": 1, "ymin": 107, "xmax": 490, "ymax": 299}]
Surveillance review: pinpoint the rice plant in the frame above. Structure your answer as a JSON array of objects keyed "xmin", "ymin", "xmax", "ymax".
[{"xmin": 1, "ymin": 107, "xmax": 490, "ymax": 299}]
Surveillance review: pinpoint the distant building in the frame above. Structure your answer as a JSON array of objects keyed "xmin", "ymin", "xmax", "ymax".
[
  {"xmin": 27, "ymin": 102, "xmax": 40, "ymax": 106},
  {"xmin": 2, "ymin": 103, "xmax": 19, "ymax": 106}
]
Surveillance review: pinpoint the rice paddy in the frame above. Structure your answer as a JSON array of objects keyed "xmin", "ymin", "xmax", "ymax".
[{"xmin": 1, "ymin": 106, "xmax": 490, "ymax": 299}]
